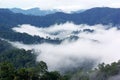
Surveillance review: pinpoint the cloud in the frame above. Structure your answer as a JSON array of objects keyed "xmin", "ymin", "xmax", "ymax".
[
  {"xmin": 12, "ymin": 23, "xmax": 82, "ymax": 39},
  {"xmin": 108, "ymin": 75, "xmax": 120, "ymax": 80},
  {"xmin": 11, "ymin": 23, "xmax": 120, "ymax": 72},
  {"xmin": 0, "ymin": 0, "xmax": 120, "ymax": 12}
]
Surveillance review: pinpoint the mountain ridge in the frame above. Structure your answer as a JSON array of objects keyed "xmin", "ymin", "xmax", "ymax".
[
  {"xmin": 0, "ymin": 7, "xmax": 120, "ymax": 28},
  {"xmin": 10, "ymin": 7, "xmax": 59, "ymax": 16}
]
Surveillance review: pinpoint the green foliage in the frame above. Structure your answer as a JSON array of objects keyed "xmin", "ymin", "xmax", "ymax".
[
  {"xmin": 36, "ymin": 61, "xmax": 48, "ymax": 75},
  {"xmin": 0, "ymin": 62, "xmax": 15, "ymax": 80},
  {"xmin": 0, "ymin": 61, "xmax": 67, "ymax": 80},
  {"xmin": 98, "ymin": 61, "xmax": 120, "ymax": 76},
  {"xmin": 40, "ymin": 71, "xmax": 61, "ymax": 80},
  {"xmin": 0, "ymin": 48, "xmax": 37, "ymax": 68},
  {"xmin": 0, "ymin": 39, "xmax": 68, "ymax": 80},
  {"xmin": 0, "ymin": 39, "xmax": 38, "ymax": 69}
]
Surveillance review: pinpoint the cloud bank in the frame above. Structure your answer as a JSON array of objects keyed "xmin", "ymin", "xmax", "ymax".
[
  {"xmin": 12, "ymin": 23, "xmax": 83, "ymax": 39},
  {"xmin": 11, "ymin": 23, "xmax": 120, "ymax": 72},
  {"xmin": 0, "ymin": 0, "xmax": 120, "ymax": 12}
]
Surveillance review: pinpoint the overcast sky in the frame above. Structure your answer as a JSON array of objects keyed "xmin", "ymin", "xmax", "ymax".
[{"xmin": 0, "ymin": 0, "xmax": 120, "ymax": 12}]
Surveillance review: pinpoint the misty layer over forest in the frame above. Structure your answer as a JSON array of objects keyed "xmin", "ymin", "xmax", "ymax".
[
  {"xmin": 11, "ymin": 22, "xmax": 120, "ymax": 72},
  {"xmin": 0, "ymin": 7, "xmax": 120, "ymax": 80}
]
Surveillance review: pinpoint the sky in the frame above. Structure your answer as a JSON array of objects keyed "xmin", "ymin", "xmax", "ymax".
[{"xmin": 0, "ymin": 0, "xmax": 120, "ymax": 12}]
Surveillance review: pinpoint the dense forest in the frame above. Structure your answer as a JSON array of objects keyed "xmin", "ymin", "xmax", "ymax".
[
  {"xmin": 0, "ymin": 7, "xmax": 120, "ymax": 80},
  {"xmin": 0, "ymin": 39, "xmax": 120, "ymax": 80},
  {"xmin": 0, "ymin": 39, "xmax": 68, "ymax": 80}
]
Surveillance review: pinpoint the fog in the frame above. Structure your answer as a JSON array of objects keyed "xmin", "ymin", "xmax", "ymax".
[
  {"xmin": 12, "ymin": 23, "xmax": 82, "ymax": 39},
  {"xmin": 11, "ymin": 23, "xmax": 120, "ymax": 72},
  {"xmin": 108, "ymin": 75, "xmax": 120, "ymax": 80}
]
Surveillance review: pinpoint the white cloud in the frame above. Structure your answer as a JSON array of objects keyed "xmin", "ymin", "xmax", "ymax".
[
  {"xmin": 12, "ymin": 23, "xmax": 82, "ymax": 39},
  {"xmin": 0, "ymin": 0, "xmax": 120, "ymax": 12},
  {"xmin": 11, "ymin": 23, "xmax": 120, "ymax": 72}
]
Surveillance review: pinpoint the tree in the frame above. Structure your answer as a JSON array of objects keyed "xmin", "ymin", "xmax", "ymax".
[
  {"xmin": 0, "ymin": 62, "xmax": 15, "ymax": 80},
  {"xmin": 36, "ymin": 61, "xmax": 48, "ymax": 76},
  {"xmin": 40, "ymin": 71, "xmax": 61, "ymax": 80}
]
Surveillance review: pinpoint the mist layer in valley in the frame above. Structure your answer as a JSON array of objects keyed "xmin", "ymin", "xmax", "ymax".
[{"xmin": 11, "ymin": 23, "xmax": 120, "ymax": 72}]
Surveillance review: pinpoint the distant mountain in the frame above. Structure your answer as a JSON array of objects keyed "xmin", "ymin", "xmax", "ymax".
[
  {"xmin": 10, "ymin": 8, "xmax": 58, "ymax": 16},
  {"xmin": 70, "ymin": 7, "xmax": 120, "ymax": 26},
  {"xmin": 71, "ymin": 9, "xmax": 86, "ymax": 14},
  {"xmin": 0, "ymin": 7, "xmax": 120, "ymax": 44},
  {"xmin": 0, "ymin": 7, "xmax": 120, "ymax": 28}
]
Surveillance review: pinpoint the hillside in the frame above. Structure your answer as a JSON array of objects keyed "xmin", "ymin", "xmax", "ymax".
[
  {"xmin": 0, "ymin": 7, "xmax": 120, "ymax": 29},
  {"xmin": 0, "ymin": 7, "xmax": 120, "ymax": 80},
  {"xmin": 10, "ymin": 8, "xmax": 58, "ymax": 16}
]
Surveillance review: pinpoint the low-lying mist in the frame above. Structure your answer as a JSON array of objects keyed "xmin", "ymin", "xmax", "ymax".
[
  {"xmin": 11, "ymin": 23, "xmax": 120, "ymax": 72},
  {"xmin": 12, "ymin": 23, "xmax": 95, "ymax": 39}
]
